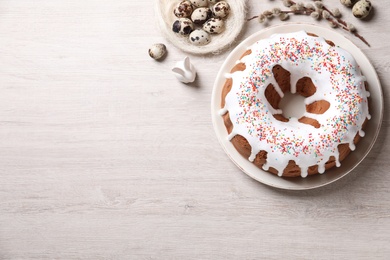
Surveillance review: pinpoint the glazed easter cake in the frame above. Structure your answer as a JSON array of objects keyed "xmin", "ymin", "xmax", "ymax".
[{"xmin": 219, "ymin": 31, "xmax": 370, "ymax": 178}]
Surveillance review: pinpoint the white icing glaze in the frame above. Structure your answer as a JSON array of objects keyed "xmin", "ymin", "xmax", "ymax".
[{"xmin": 220, "ymin": 31, "xmax": 370, "ymax": 177}]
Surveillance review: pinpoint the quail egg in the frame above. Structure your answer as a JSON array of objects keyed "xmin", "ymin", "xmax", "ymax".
[
  {"xmin": 173, "ymin": 0, "xmax": 193, "ymax": 18},
  {"xmin": 340, "ymin": 0, "xmax": 357, "ymax": 7},
  {"xmin": 189, "ymin": 29, "xmax": 211, "ymax": 46},
  {"xmin": 172, "ymin": 18, "xmax": 194, "ymax": 35},
  {"xmin": 148, "ymin": 43, "xmax": 167, "ymax": 60},
  {"xmin": 203, "ymin": 17, "xmax": 224, "ymax": 34},
  {"xmin": 213, "ymin": 1, "xmax": 230, "ymax": 18},
  {"xmin": 352, "ymin": 0, "xmax": 372, "ymax": 19},
  {"xmin": 191, "ymin": 7, "xmax": 212, "ymax": 25},
  {"xmin": 190, "ymin": 0, "xmax": 208, "ymax": 8}
]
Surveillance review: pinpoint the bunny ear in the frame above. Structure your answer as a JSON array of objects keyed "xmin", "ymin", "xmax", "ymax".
[
  {"xmin": 172, "ymin": 67, "xmax": 184, "ymax": 76},
  {"xmin": 183, "ymin": 56, "xmax": 191, "ymax": 70}
]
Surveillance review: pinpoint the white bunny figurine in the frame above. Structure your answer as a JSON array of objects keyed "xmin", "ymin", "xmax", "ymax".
[{"xmin": 172, "ymin": 56, "xmax": 197, "ymax": 83}]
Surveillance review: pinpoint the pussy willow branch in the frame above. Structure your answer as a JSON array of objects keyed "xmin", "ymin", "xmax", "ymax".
[{"xmin": 247, "ymin": 0, "xmax": 370, "ymax": 47}]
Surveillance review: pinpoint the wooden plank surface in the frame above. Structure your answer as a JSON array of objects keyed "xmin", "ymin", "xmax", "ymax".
[{"xmin": 0, "ymin": 0, "xmax": 389, "ymax": 259}]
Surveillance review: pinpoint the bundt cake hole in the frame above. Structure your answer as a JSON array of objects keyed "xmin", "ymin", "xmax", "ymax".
[
  {"xmin": 272, "ymin": 75, "xmax": 319, "ymax": 122},
  {"xmin": 278, "ymin": 91, "xmax": 307, "ymax": 120}
]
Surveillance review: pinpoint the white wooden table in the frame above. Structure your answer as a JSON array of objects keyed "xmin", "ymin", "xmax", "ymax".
[{"xmin": 1, "ymin": 0, "xmax": 389, "ymax": 259}]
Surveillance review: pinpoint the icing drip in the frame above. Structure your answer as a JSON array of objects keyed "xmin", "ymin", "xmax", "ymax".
[{"xmin": 221, "ymin": 31, "xmax": 370, "ymax": 178}]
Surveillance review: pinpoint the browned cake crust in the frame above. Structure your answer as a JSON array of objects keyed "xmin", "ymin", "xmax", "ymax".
[{"xmin": 221, "ymin": 33, "xmax": 368, "ymax": 177}]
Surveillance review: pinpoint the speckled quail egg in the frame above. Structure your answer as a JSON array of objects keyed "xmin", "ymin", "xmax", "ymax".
[
  {"xmin": 209, "ymin": 0, "xmax": 220, "ymax": 4},
  {"xmin": 203, "ymin": 17, "xmax": 224, "ymax": 34},
  {"xmin": 173, "ymin": 0, "xmax": 193, "ymax": 18},
  {"xmin": 212, "ymin": 1, "xmax": 230, "ymax": 18},
  {"xmin": 191, "ymin": 7, "xmax": 212, "ymax": 25},
  {"xmin": 340, "ymin": 0, "xmax": 356, "ymax": 7},
  {"xmin": 148, "ymin": 43, "xmax": 167, "ymax": 60},
  {"xmin": 172, "ymin": 18, "xmax": 194, "ymax": 35},
  {"xmin": 190, "ymin": 0, "xmax": 208, "ymax": 8},
  {"xmin": 352, "ymin": 0, "xmax": 372, "ymax": 19},
  {"xmin": 189, "ymin": 29, "xmax": 211, "ymax": 46}
]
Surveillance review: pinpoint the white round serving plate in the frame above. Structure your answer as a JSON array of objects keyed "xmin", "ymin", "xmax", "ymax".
[{"xmin": 211, "ymin": 23, "xmax": 383, "ymax": 190}]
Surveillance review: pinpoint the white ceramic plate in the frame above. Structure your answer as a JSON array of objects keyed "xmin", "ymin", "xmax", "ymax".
[{"xmin": 211, "ymin": 23, "xmax": 383, "ymax": 190}]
